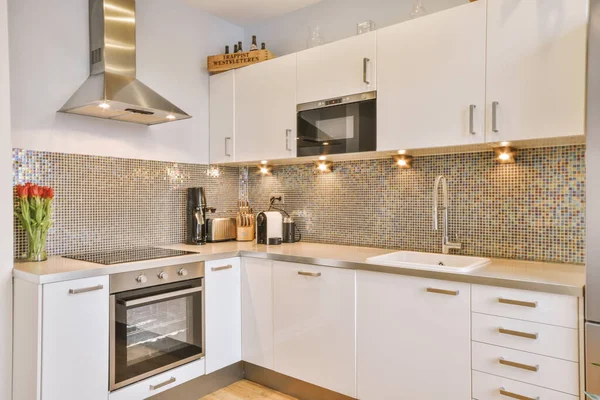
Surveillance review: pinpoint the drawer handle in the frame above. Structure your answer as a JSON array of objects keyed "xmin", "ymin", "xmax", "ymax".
[
  {"xmin": 68, "ymin": 284, "xmax": 104, "ymax": 295},
  {"xmin": 212, "ymin": 265, "xmax": 233, "ymax": 272},
  {"xmin": 499, "ymin": 387, "xmax": 539, "ymax": 400},
  {"xmin": 298, "ymin": 271, "xmax": 321, "ymax": 277},
  {"xmin": 498, "ymin": 297, "xmax": 538, "ymax": 308},
  {"xmin": 499, "ymin": 327, "xmax": 538, "ymax": 340},
  {"xmin": 149, "ymin": 376, "xmax": 176, "ymax": 391},
  {"xmin": 499, "ymin": 357, "xmax": 539, "ymax": 372},
  {"xmin": 426, "ymin": 287, "xmax": 459, "ymax": 296}
]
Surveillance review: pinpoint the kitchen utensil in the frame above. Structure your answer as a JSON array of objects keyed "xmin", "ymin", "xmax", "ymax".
[{"xmin": 283, "ymin": 217, "xmax": 302, "ymax": 243}]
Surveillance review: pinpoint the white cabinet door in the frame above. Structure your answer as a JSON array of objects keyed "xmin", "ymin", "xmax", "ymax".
[
  {"xmin": 356, "ymin": 271, "xmax": 471, "ymax": 400},
  {"xmin": 209, "ymin": 70, "xmax": 235, "ymax": 164},
  {"xmin": 486, "ymin": 0, "xmax": 587, "ymax": 142},
  {"xmin": 241, "ymin": 258, "xmax": 274, "ymax": 369},
  {"xmin": 377, "ymin": 1, "xmax": 486, "ymax": 151},
  {"xmin": 205, "ymin": 257, "xmax": 241, "ymax": 374},
  {"xmin": 297, "ymin": 32, "xmax": 376, "ymax": 104},
  {"xmin": 42, "ymin": 276, "xmax": 109, "ymax": 400},
  {"xmin": 235, "ymin": 54, "xmax": 297, "ymax": 162},
  {"xmin": 273, "ymin": 262, "xmax": 356, "ymax": 397}
]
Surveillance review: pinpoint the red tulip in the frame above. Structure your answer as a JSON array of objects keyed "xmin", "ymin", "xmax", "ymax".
[
  {"xmin": 47, "ymin": 187, "xmax": 54, "ymax": 199},
  {"xmin": 16, "ymin": 185, "xmax": 28, "ymax": 198},
  {"xmin": 30, "ymin": 185, "xmax": 41, "ymax": 197}
]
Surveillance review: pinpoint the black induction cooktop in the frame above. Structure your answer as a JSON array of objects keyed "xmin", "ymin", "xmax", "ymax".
[{"xmin": 63, "ymin": 247, "xmax": 196, "ymax": 265}]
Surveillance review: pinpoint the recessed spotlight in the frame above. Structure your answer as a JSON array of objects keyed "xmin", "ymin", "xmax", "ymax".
[
  {"xmin": 260, "ymin": 160, "xmax": 268, "ymax": 165},
  {"xmin": 398, "ymin": 149, "xmax": 407, "ymax": 155},
  {"xmin": 392, "ymin": 154, "xmax": 413, "ymax": 169},
  {"xmin": 98, "ymin": 103, "xmax": 110, "ymax": 109},
  {"xmin": 166, "ymin": 114, "xmax": 176, "ymax": 120},
  {"xmin": 314, "ymin": 160, "xmax": 333, "ymax": 173},
  {"xmin": 257, "ymin": 162, "xmax": 272, "ymax": 176},
  {"xmin": 500, "ymin": 141, "xmax": 510, "ymax": 147},
  {"xmin": 494, "ymin": 146, "xmax": 517, "ymax": 163},
  {"xmin": 319, "ymin": 156, "xmax": 327, "ymax": 160},
  {"xmin": 323, "ymin": 142, "xmax": 330, "ymax": 146}
]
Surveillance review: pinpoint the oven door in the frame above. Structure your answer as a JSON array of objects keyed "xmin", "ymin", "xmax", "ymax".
[
  {"xmin": 110, "ymin": 278, "xmax": 204, "ymax": 391},
  {"xmin": 297, "ymin": 94, "xmax": 376, "ymax": 157}
]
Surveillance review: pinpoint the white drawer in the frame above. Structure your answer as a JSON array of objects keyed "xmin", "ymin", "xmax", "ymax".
[
  {"xmin": 473, "ymin": 370, "xmax": 578, "ymax": 400},
  {"xmin": 109, "ymin": 359, "xmax": 205, "ymax": 400},
  {"xmin": 472, "ymin": 313, "xmax": 579, "ymax": 362},
  {"xmin": 472, "ymin": 285, "xmax": 578, "ymax": 328},
  {"xmin": 472, "ymin": 342, "xmax": 579, "ymax": 395}
]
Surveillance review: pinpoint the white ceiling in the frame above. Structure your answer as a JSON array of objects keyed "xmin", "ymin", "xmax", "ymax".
[{"xmin": 186, "ymin": 0, "xmax": 324, "ymax": 25}]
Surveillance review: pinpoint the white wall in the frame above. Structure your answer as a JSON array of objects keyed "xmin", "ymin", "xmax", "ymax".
[
  {"xmin": 0, "ymin": 0, "xmax": 12, "ymax": 397},
  {"xmin": 244, "ymin": 0, "xmax": 466, "ymax": 56},
  {"xmin": 8, "ymin": 0, "xmax": 244, "ymax": 164}
]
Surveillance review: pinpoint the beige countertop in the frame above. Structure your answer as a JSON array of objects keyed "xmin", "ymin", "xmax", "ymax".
[{"xmin": 13, "ymin": 242, "xmax": 585, "ymax": 296}]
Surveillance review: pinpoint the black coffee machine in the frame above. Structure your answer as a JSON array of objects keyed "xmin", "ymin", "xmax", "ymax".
[{"xmin": 186, "ymin": 187, "xmax": 216, "ymax": 245}]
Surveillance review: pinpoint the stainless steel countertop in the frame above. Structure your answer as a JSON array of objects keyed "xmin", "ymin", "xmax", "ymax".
[{"xmin": 13, "ymin": 242, "xmax": 585, "ymax": 297}]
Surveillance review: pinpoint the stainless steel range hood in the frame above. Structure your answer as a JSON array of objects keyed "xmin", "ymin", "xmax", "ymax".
[{"xmin": 59, "ymin": 0, "xmax": 191, "ymax": 125}]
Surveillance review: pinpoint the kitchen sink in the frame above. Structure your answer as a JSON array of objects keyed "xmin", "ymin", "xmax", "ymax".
[{"xmin": 366, "ymin": 251, "xmax": 491, "ymax": 273}]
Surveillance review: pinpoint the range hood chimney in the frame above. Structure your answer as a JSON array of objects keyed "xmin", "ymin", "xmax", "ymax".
[{"xmin": 59, "ymin": 0, "xmax": 191, "ymax": 125}]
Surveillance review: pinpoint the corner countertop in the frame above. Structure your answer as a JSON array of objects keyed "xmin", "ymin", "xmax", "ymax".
[{"xmin": 13, "ymin": 242, "xmax": 585, "ymax": 297}]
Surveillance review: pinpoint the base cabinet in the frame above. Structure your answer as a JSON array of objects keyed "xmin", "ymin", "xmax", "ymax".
[
  {"xmin": 273, "ymin": 262, "xmax": 356, "ymax": 398},
  {"xmin": 241, "ymin": 258, "xmax": 275, "ymax": 369},
  {"xmin": 205, "ymin": 258, "xmax": 241, "ymax": 374},
  {"xmin": 356, "ymin": 271, "xmax": 471, "ymax": 400}
]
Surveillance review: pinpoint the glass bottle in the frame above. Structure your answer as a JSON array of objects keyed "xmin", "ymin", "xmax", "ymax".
[
  {"xmin": 250, "ymin": 35, "xmax": 259, "ymax": 51},
  {"xmin": 410, "ymin": 0, "xmax": 428, "ymax": 19},
  {"xmin": 307, "ymin": 25, "xmax": 324, "ymax": 48}
]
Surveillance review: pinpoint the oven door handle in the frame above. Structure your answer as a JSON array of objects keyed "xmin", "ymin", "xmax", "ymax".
[{"xmin": 119, "ymin": 286, "xmax": 202, "ymax": 307}]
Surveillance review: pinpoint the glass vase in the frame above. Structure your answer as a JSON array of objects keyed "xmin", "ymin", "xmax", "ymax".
[{"xmin": 27, "ymin": 229, "xmax": 48, "ymax": 262}]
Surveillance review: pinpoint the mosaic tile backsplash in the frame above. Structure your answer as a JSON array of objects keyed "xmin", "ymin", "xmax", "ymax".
[
  {"xmin": 246, "ymin": 146, "xmax": 585, "ymax": 264},
  {"xmin": 13, "ymin": 150, "xmax": 241, "ymax": 257}
]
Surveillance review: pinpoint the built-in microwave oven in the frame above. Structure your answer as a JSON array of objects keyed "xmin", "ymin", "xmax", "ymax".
[{"xmin": 296, "ymin": 91, "xmax": 376, "ymax": 157}]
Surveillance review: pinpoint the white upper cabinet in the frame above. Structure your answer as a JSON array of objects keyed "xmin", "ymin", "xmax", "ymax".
[
  {"xmin": 377, "ymin": 1, "xmax": 486, "ymax": 151},
  {"xmin": 42, "ymin": 276, "xmax": 109, "ymax": 400},
  {"xmin": 357, "ymin": 271, "xmax": 471, "ymax": 400},
  {"xmin": 209, "ymin": 70, "xmax": 235, "ymax": 164},
  {"xmin": 273, "ymin": 262, "xmax": 356, "ymax": 397},
  {"xmin": 485, "ymin": 0, "xmax": 587, "ymax": 142},
  {"xmin": 205, "ymin": 258, "xmax": 242, "ymax": 374},
  {"xmin": 235, "ymin": 54, "xmax": 297, "ymax": 162},
  {"xmin": 297, "ymin": 31, "xmax": 376, "ymax": 104}
]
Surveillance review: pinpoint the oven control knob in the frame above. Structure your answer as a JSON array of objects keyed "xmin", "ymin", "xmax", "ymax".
[
  {"xmin": 136, "ymin": 274, "xmax": 147, "ymax": 284},
  {"xmin": 158, "ymin": 271, "xmax": 168, "ymax": 280},
  {"xmin": 178, "ymin": 268, "xmax": 188, "ymax": 277}
]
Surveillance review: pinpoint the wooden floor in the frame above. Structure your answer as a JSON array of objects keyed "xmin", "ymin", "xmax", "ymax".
[{"xmin": 199, "ymin": 380, "xmax": 297, "ymax": 400}]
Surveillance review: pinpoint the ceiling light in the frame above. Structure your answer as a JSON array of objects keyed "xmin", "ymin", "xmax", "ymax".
[
  {"xmin": 166, "ymin": 114, "xmax": 176, "ymax": 120},
  {"xmin": 98, "ymin": 103, "xmax": 110, "ymax": 109},
  {"xmin": 323, "ymin": 142, "xmax": 330, "ymax": 146},
  {"xmin": 500, "ymin": 141, "xmax": 510, "ymax": 147},
  {"xmin": 398, "ymin": 149, "xmax": 407, "ymax": 155},
  {"xmin": 494, "ymin": 146, "xmax": 517, "ymax": 164},
  {"xmin": 314, "ymin": 160, "xmax": 333, "ymax": 173},
  {"xmin": 392, "ymin": 154, "xmax": 413, "ymax": 169},
  {"xmin": 319, "ymin": 156, "xmax": 327, "ymax": 160},
  {"xmin": 260, "ymin": 160, "xmax": 268, "ymax": 165}
]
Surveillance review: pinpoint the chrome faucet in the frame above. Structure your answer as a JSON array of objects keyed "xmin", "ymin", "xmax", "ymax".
[{"xmin": 433, "ymin": 175, "xmax": 461, "ymax": 254}]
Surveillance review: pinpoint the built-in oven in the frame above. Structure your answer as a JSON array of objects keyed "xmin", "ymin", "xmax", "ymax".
[
  {"xmin": 109, "ymin": 262, "xmax": 205, "ymax": 391},
  {"xmin": 296, "ymin": 91, "xmax": 377, "ymax": 157}
]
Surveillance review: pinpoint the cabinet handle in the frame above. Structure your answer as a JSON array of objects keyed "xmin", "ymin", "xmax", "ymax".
[
  {"xmin": 363, "ymin": 58, "xmax": 371, "ymax": 85},
  {"xmin": 212, "ymin": 264, "xmax": 233, "ymax": 272},
  {"xmin": 426, "ymin": 287, "xmax": 459, "ymax": 296},
  {"xmin": 469, "ymin": 105, "xmax": 476, "ymax": 135},
  {"xmin": 499, "ymin": 387, "xmax": 539, "ymax": 400},
  {"xmin": 499, "ymin": 357, "xmax": 539, "ymax": 372},
  {"xmin": 285, "ymin": 129, "xmax": 292, "ymax": 151},
  {"xmin": 68, "ymin": 284, "xmax": 103, "ymax": 295},
  {"xmin": 149, "ymin": 377, "xmax": 176, "ymax": 391},
  {"xmin": 225, "ymin": 137, "xmax": 231, "ymax": 157},
  {"xmin": 492, "ymin": 101, "xmax": 500, "ymax": 133},
  {"xmin": 499, "ymin": 327, "xmax": 538, "ymax": 340},
  {"xmin": 298, "ymin": 271, "xmax": 321, "ymax": 277},
  {"xmin": 498, "ymin": 297, "xmax": 538, "ymax": 308}
]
